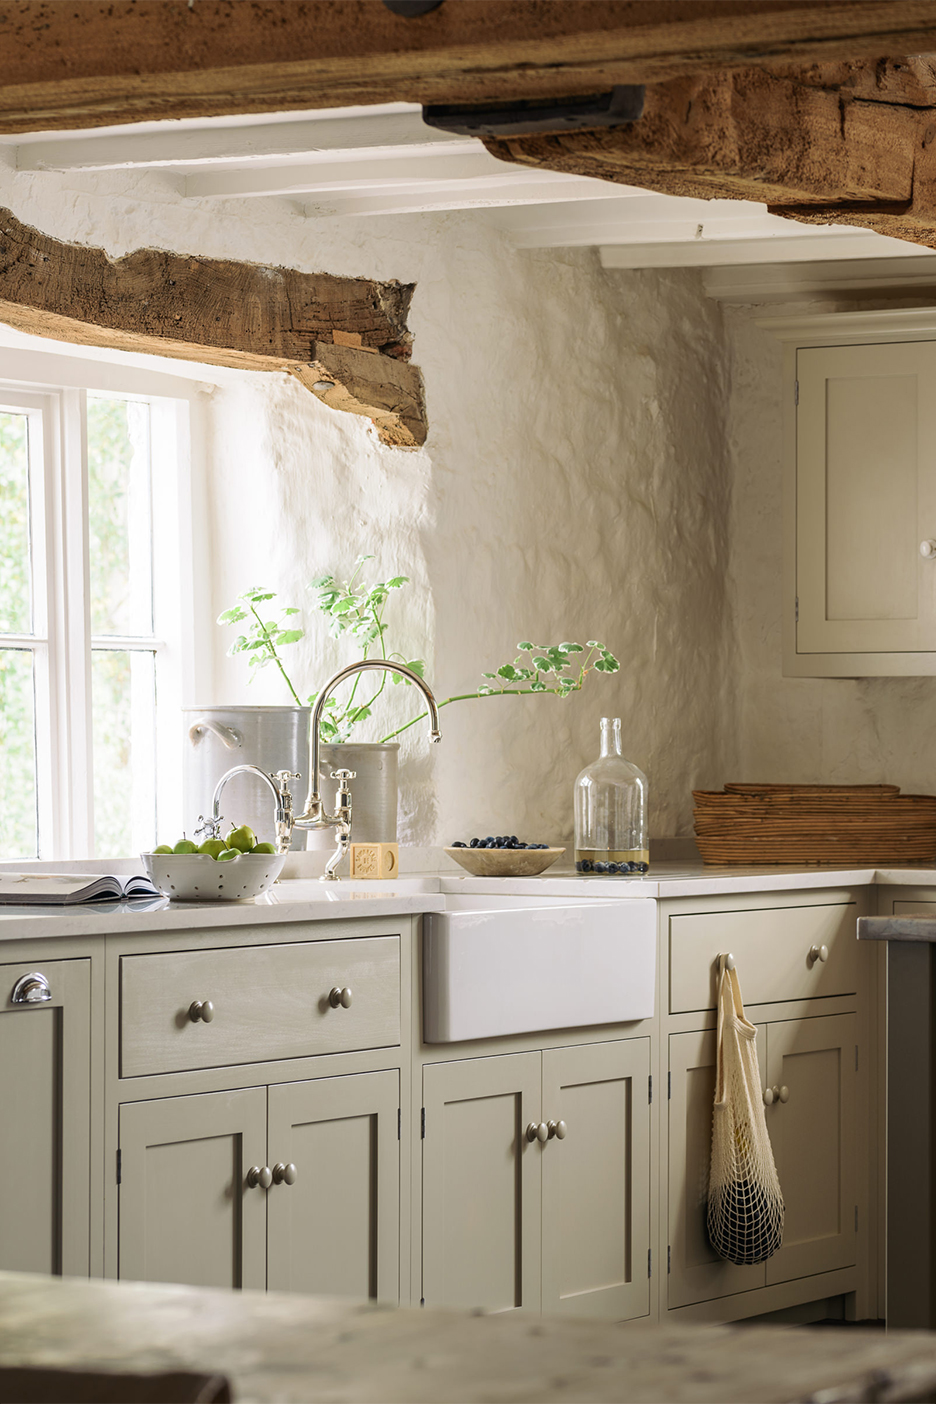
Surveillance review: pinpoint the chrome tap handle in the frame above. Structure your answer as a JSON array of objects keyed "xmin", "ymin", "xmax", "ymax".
[{"xmin": 331, "ymin": 768, "xmax": 356, "ymax": 826}]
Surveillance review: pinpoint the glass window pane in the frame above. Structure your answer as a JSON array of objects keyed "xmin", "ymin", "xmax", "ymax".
[
  {"xmin": 0, "ymin": 648, "xmax": 38, "ymax": 858},
  {"xmin": 92, "ymin": 649, "xmax": 156, "ymax": 857},
  {"xmin": 87, "ymin": 397, "xmax": 153, "ymax": 637},
  {"xmin": 0, "ymin": 412, "xmax": 32, "ymax": 634}
]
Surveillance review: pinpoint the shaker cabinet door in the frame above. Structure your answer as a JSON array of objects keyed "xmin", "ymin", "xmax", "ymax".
[
  {"xmin": 119, "ymin": 1087, "xmax": 267, "ymax": 1290},
  {"xmin": 0, "ymin": 958, "xmax": 91, "ymax": 1278},
  {"xmin": 266, "ymin": 1070, "xmax": 400, "ymax": 1302},
  {"xmin": 541, "ymin": 1038, "xmax": 651, "ymax": 1321}
]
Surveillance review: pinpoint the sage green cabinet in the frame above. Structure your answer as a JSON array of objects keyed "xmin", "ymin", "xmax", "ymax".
[
  {"xmin": 421, "ymin": 1038, "xmax": 651, "ymax": 1321},
  {"xmin": 668, "ymin": 1013, "xmax": 857, "ymax": 1309},
  {"xmin": 119, "ymin": 1070, "xmax": 400, "ymax": 1298},
  {"xmin": 0, "ymin": 957, "xmax": 91, "ymax": 1278}
]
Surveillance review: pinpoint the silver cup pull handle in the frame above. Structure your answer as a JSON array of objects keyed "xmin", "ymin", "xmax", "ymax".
[{"xmin": 11, "ymin": 972, "xmax": 52, "ymax": 1004}]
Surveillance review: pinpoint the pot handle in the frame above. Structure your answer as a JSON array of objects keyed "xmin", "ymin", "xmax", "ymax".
[{"xmin": 188, "ymin": 720, "xmax": 242, "ymax": 750}]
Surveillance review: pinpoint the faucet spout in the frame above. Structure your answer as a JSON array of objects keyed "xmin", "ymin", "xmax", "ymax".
[
  {"xmin": 293, "ymin": 660, "xmax": 442, "ymax": 831},
  {"xmin": 204, "ymin": 764, "xmax": 298, "ymax": 855}
]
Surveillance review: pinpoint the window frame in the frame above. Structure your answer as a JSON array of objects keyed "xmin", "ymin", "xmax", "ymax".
[{"xmin": 0, "ymin": 346, "xmax": 203, "ymax": 859}]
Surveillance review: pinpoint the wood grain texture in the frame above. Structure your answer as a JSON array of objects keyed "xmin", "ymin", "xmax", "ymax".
[
  {"xmin": 2, "ymin": 2, "xmax": 936, "ymax": 130},
  {"xmin": 0, "ymin": 208, "xmax": 426, "ymax": 447},
  {"xmin": 4, "ymin": 1268, "xmax": 936, "ymax": 1402}
]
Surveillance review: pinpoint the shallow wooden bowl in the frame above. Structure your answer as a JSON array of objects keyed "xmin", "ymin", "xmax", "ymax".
[{"xmin": 443, "ymin": 847, "xmax": 564, "ymax": 877}]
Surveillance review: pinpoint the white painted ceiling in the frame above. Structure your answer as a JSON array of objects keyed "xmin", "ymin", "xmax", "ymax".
[{"xmin": 4, "ymin": 100, "xmax": 935, "ymax": 276}]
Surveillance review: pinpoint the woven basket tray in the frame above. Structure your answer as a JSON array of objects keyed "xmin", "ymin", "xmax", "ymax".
[{"xmin": 693, "ymin": 784, "xmax": 936, "ymax": 865}]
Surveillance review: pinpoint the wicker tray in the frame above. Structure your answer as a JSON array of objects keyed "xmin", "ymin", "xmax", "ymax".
[{"xmin": 693, "ymin": 784, "xmax": 936, "ymax": 865}]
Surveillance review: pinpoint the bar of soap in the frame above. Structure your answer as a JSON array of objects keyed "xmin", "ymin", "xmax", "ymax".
[{"xmin": 349, "ymin": 842, "xmax": 398, "ymax": 879}]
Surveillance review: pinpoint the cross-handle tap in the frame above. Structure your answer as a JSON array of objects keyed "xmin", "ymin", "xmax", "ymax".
[
  {"xmin": 292, "ymin": 660, "xmax": 442, "ymax": 841},
  {"xmin": 199, "ymin": 765, "xmax": 300, "ymax": 856}
]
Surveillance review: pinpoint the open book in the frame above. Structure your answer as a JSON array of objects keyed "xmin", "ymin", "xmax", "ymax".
[{"xmin": 0, "ymin": 873, "xmax": 161, "ymax": 905}]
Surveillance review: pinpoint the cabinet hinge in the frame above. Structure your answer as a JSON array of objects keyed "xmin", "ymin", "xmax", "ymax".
[
  {"xmin": 648, "ymin": 1248, "xmax": 652, "ymax": 1278},
  {"xmin": 398, "ymin": 1108, "xmax": 401, "ymax": 1140},
  {"xmin": 421, "ymin": 1107, "xmax": 426, "ymax": 1139},
  {"xmin": 648, "ymin": 1074, "xmax": 652, "ymax": 1104},
  {"xmin": 116, "ymin": 1149, "xmax": 121, "ymax": 1186},
  {"xmin": 795, "ymin": 596, "xmax": 799, "ymax": 623},
  {"xmin": 668, "ymin": 1071, "xmax": 672, "ymax": 1100},
  {"xmin": 794, "ymin": 379, "xmax": 799, "ymax": 406},
  {"xmin": 667, "ymin": 1245, "xmax": 671, "ymax": 1274}
]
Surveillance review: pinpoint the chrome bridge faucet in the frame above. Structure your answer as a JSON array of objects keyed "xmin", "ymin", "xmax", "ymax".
[
  {"xmin": 199, "ymin": 764, "xmax": 300, "ymax": 856},
  {"xmin": 292, "ymin": 659, "xmax": 442, "ymax": 881}
]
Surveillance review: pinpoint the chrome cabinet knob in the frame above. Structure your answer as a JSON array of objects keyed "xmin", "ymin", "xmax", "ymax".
[
  {"xmin": 808, "ymin": 944, "xmax": 829, "ymax": 964},
  {"xmin": 546, "ymin": 1119, "xmax": 567, "ymax": 1141},
  {"xmin": 246, "ymin": 1165, "xmax": 273, "ymax": 1189},
  {"xmin": 272, "ymin": 1162, "xmax": 298, "ymax": 1186},
  {"xmin": 526, "ymin": 1121, "xmax": 549, "ymax": 1143},
  {"xmin": 188, "ymin": 999, "xmax": 215, "ymax": 1023},
  {"xmin": 11, "ymin": 972, "xmax": 52, "ymax": 1004},
  {"xmin": 329, "ymin": 986, "xmax": 352, "ymax": 1009},
  {"xmin": 764, "ymin": 1085, "xmax": 790, "ymax": 1106},
  {"xmin": 921, "ymin": 541, "xmax": 936, "ymax": 558}
]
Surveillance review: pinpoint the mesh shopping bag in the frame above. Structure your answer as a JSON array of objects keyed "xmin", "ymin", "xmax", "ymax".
[{"xmin": 706, "ymin": 959, "xmax": 784, "ymax": 1265}]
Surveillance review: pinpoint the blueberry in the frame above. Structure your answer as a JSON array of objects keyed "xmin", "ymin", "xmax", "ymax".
[
  {"xmin": 595, "ymin": 862, "xmax": 608, "ymax": 873},
  {"xmin": 580, "ymin": 860, "xmax": 593, "ymax": 873},
  {"xmin": 485, "ymin": 837, "xmax": 494, "ymax": 845},
  {"xmin": 452, "ymin": 841, "xmax": 467, "ymax": 848},
  {"xmin": 510, "ymin": 835, "xmax": 518, "ymax": 844},
  {"xmin": 637, "ymin": 862, "xmax": 649, "ymax": 873},
  {"xmin": 468, "ymin": 837, "xmax": 478, "ymax": 848},
  {"xmin": 607, "ymin": 862, "xmax": 619, "ymax": 874},
  {"xmin": 575, "ymin": 861, "xmax": 584, "ymax": 872}
]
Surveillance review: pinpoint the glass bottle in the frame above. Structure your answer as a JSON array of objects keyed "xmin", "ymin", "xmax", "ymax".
[{"xmin": 574, "ymin": 717, "xmax": 649, "ymax": 872}]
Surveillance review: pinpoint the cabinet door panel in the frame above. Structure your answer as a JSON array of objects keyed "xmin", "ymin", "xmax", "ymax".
[
  {"xmin": 765, "ymin": 1014, "xmax": 857, "ymax": 1285},
  {"xmin": 119, "ymin": 1088, "xmax": 267, "ymax": 1290},
  {"xmin": 0, "ymin": 958, "xmax": 90, "ymax": 1277},
  {"xmin": 541, "ymin": 1039, "xmax": 650, "ymax": 1320},
  {"xmin": 668, "ymin": 1029, "xmax": 766, "ymax": 1307},
  {"xmin": 267, "ymin": 1070, "xmax": 399, "ymax": 1302},
  {"xmin": 422, "ymin": 1053, "xmax": 541, "ymax": 1313},
  {"xmin": 797, "ymin": 341, "xmax": 936, "ymax": 654}
]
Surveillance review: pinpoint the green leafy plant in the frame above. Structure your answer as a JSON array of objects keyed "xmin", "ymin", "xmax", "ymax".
[{"xmin": 218, "ymin": 557, "xmax": 620, "ymax": 743}]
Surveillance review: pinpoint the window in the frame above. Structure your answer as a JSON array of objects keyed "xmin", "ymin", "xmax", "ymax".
[{"xmin": 0, "ymin": 353, "xmax": 195, "ymax": 860}]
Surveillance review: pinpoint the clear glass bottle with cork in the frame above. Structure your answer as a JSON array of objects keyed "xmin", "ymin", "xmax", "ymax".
[{"xmin": 574, "ymin": 717, "xmax": 649, "ymax": 874}]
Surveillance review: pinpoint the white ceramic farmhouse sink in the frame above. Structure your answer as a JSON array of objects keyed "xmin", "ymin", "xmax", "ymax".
[{"xmin": 423, "ymin": 895, "xmax": 656, "ymax": 1043}]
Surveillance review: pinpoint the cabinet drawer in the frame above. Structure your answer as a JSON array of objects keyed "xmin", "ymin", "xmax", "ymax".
[
  {"xmin": 669, "ymin": 904, "xmax": 857, "ymax": 1014},
  {"xmin": 120, "ymin": 936, "xmax": 400, "ymax": 1076}
]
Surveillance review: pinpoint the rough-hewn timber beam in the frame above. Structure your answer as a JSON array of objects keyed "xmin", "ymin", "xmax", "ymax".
[
  {"xmin": 3, "ymin": 2, "xmax": 936, "ymax": 131},
  {"xmin": 0, "ymin": 210, "xmax": 426, "ymax": 447},
  {"xmin": 483, "ymin": 57, "xmax": 936, "ymax": 252}
]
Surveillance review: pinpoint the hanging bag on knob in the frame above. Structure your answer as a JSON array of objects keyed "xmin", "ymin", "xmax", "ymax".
[{"xmin": 707, "ymin": 956, "xmax": 784, "ymax": 1265}]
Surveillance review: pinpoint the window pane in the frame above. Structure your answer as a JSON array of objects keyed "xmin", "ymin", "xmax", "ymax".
[
  {"xmin": 92, "ymin": 649, "xmax": 157, "ymax": 857},
  {"xmin": 88, "ymin": 397, "xmax": 153, "ymax": 637},
  {"xmin": 0, "ymin": 648, "xmax": 38, "ymax": 857},
  {"xmin": 0, "ymin": 412, "xmax": 32, "ymax": 633}
]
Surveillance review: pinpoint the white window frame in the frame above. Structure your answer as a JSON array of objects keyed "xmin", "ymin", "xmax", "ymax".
[{"xmin": 0, "ymin": 346, "xmax": 204, "ymax": 859}]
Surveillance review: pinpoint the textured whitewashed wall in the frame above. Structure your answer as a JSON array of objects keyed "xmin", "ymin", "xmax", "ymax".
[
  {"xmin": 0, "ymin": 163, "xmax": 739, "ymax": 844},
  {"xmin": 726, "ymin": 300, "xmax": 936, "ymax": 796}
]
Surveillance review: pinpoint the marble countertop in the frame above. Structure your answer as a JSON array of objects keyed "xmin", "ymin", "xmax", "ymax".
[
  {"xmin": 2, "ymin": 1269, "xmax": 935, "ymax": 1404},
  {"xmin": 0, "ymin": 861, "xmax": 934, "ymax": 943}
]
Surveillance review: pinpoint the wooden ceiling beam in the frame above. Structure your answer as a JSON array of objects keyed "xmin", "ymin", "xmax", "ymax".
[
  {"xmin": 4, "ymin": 2, "xmax": 936, "ymax": 132},
  {"xmin": 0, "ymin": 209, "xmax": 427, "ymax": 447},
  {"xmin": 482, "ymin": 58, "xmax": 936, "ymax": 251}
]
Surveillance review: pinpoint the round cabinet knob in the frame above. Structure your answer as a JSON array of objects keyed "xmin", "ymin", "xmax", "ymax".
[
  {"xmin": 246, "ymin": 1165, "xmax": 273, "ymax": 1189},
  {"xmin": 921, "ymin": 541, "xmax": 936, "ymax": 558},
  {"xmin": 272, "ymin": 1162, "xmax": 298, "ymax": 1186},
  {"xmin": 547, "ymin": 1120, "xmax": 567, "ymax": 1141},
  {"xmin": 763, "ymin": 1086, "xmax": 775, "ymax": 1106},
  {"xmin": 808, "ymin": 944, "xmax": 829, "ymax": 964},
  {"xmin": 764, "ymin": 1085, "xmax": 790, "ymax": 1106},
  {"xmin": 328, "ymin": 987, "xmax": 352, "ymax": 1009},
  {"xmin": 526, "ymin": 1122, "xmax": 549, "ymax": 1143},
  {"xmin": 11, "ymin": 971, "xmax": 52, "ymax": 1004},
  {"xmin": 188, "ymin": 999, "xmax": 215, "ymax": 1023}
]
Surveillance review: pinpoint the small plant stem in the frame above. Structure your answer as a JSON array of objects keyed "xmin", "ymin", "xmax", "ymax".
[
  {"xmin": 249, "ymin": 603, "xmax": 303, "ymax": 707},
  {"xmin": 379, "ymin": 687, "xmax": 571, "ymax": 744}
]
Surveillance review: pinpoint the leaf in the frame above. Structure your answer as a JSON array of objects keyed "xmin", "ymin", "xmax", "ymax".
[
  {"xmin": 530, "ymin": 680, "xmax": 547, "ymax": 692},
  {"xmin": 497, "ymin": 664, "xmax": 518, "ymax": 681},
  {"xmin": 558, "ymin": 642, "xmax": 584, "ymax": 654},
  {"xmin": 274, "ymin": 629, "xmax": 303, "ymax": 645},
  {"xmin": 282, "ymin": 607, "xmax": 301, "ymax": 617},
  {"xmin": 586, "ymin": 640, "xmax": 600, "ymax": 649},
  {"xmin": 533, "ymin": 656, "xmax": 551, "ymax": 672},
  {"xmin": 517, "ymin": 641, "xmax": 534, "ymax": 651},
  {"xmin": 332, "ymin": 597, "xmax": 355, "ymax": 614},
  {"xmin": 478, "ymin": 685, "xmax": 494, "ymax": 696},
  {"xmin": 406, "ymin": 658, "xmax": 426, "ymax": 679},
  {"xmin": 217, "ymin": 606, "xmax": 247, "ymax": 625},
  {"xmin": 594, "ymin": 658, "xmax": 619, "ymax": 672},
  {"xmin": 308, "ymin": 574, "xmax": 334, "ymax": 589},
  {"xmin": 386, "ymin": 576, "xmax": 409, "ymax": 588},
  {"xmin": 482, "ymin": 672, "xmax": 497, "ymax": 680},
  {"xmin": 246, "ymin": 591, "xmax": 275, "ymax": 603}
]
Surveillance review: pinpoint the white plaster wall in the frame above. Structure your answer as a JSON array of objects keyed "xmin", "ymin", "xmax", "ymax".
[
  {"xmin": 726, "ymin": 298, "xmax": 936, "ymax": 796},
  {"xmin": 0, "ymin": 160, "xmax": 739, "ymax": 845}
]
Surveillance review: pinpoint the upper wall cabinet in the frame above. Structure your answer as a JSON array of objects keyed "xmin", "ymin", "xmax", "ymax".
[{"xmin": 764, "ymin": 310, "xmax": 936, "ymax": 676}]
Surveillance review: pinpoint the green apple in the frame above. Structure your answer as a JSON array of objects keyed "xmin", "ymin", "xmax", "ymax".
[
  {"xmin": 173, "ymin": 839, "xmax": 199, "ymax": 855},
  {"xmin": 250, "ymin": 842, "xmax": 277, "ymax": 855},
  {"xmin": 217, "ymin": 848, "xmax": 240, "ymax": 862},
  {"xmin": 226, "ymin": 824, "xmax": 256, "ymax": 853},
  {"xmin": 152, "ymin": 844, "xmax": 173, "ymax": 855},
  {"xmin": 198, "ymin": 838, "xmax": 228, "ymax": 860}
]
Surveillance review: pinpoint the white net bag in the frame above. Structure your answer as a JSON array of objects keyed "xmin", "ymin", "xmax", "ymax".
[{"xmin": 706, "ymin": 960, "xmax": 784, "ymax": 1265}]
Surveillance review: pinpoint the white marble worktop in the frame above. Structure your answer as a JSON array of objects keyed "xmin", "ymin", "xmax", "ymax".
[{"xmin": 0, "ymin": 860, "xmax": 932, "ymax": 943}]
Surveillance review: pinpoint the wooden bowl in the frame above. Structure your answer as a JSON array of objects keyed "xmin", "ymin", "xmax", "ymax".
[{"xmin": 443, "ymin": 846, "xmax": 564, "ymax": 877}]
